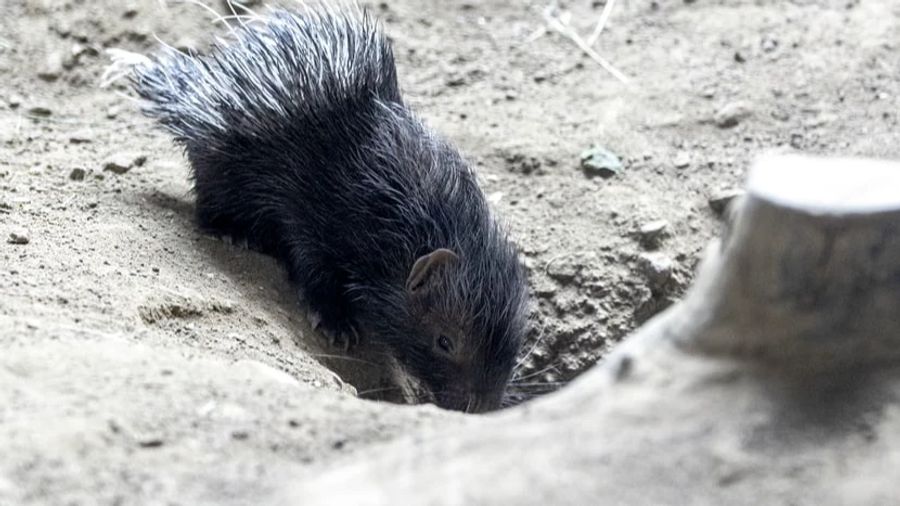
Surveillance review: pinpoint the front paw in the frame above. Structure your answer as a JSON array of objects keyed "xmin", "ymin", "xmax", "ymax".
[{"xmin": 306, "ymin": 309, "xmax": 361, "ymax": 351}]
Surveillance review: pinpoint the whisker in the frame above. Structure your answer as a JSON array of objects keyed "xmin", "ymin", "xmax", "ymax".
[
  {"xmin": 357, "ymin": 386, "xmax": 403, "ymax": 396},
  {"xmin": 508, "ymin": 381, "xmax": 567, "ymax": 388},
  {"xmin": 512, "ymin": 362, "xmax": 560, "ymax": 382},
  {"xmin": 514, "ymin": 322, "xmax": 547, "ymax": 373},
  {"xmin": 307, "ymin": 353, "xmax": 380, "ymax": 366}
]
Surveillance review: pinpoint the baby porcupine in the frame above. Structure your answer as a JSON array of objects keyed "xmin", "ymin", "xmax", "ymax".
[{"xmin": 125, "ymin": 6, "xmax": 528, "ymax": 413}]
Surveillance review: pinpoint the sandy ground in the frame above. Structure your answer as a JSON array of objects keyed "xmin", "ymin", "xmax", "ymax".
[{"xmin": 1, "ymin": 0, "xmax": 899, "ymax": 503}]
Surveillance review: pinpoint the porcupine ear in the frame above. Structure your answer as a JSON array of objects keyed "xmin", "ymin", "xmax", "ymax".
[{"xmin": 406, "ymin": 249, "xmax": 459, "ymax": 294}]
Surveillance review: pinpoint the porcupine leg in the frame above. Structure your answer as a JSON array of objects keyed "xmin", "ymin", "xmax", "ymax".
[
  {"xmin": 192, "ymin": 178, "xmax": 282, "ymax": 256},
  {"xmin": 291, "ymin": 257, "xmax": 362, "ymax": 351}
]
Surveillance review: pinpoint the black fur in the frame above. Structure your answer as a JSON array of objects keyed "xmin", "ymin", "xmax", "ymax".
[{"xmin": 127, "ymin": 7, "xmax": 529, "ymax": 413}]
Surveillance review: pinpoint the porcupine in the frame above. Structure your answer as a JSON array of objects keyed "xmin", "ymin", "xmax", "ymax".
[{"xmin": 124, "ymin": 5, "xmax": 529, "ymax": 413}]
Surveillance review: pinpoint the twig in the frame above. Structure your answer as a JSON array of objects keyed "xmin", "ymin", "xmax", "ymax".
[
  {"xmin": 541, "ymin": 5, "xmax": 630, "ymax": 84},
  {"xmin": 586, "ymin": 0, "xmax": 618, "ymax": 47}
]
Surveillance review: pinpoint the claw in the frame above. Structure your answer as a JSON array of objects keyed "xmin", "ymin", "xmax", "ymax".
[
  {"xmin": 306, "ymin": 309, "xmax": 322, "ymax": 330},
  {"xmin": 323, "ymin": 325, "xmax": 360, "ymax": 352},
  {"xmin": 305, "ymin": 308, "xmax": 361, "ymax": 351},
  {"xmin": 348, "ymin": 325, "xmax": 361, "ymax": 348}
]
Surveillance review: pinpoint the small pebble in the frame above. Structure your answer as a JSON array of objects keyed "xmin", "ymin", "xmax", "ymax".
[
  {"xmin": 27, "ymin": 103, "xmax": 52, "ymax": 117},
  {"xmin": 532, "ymin": 277, "xmax": 557, "ymax": 297},
  {"xmin": 174, "ymin": 37, "xmax": 199, "ymax": 54},
  {"xmin": 761, "ymin": 37, "xmax": 778, "ymax": 53},
  {"xmin": 8, "ymin": 229, "xmax": 30, "ymax": 244},
  {"xmin": 580, "ymin": 146, "xmax": 623, "ymax": 179},
  {"xmin": 637, "ymin": 252, "xmax": 674, "ymax": 290},
  {"xmin": 7, "ymin": 94, "xmax": 23, "ymax": 109},
  {"xmin": 69, "ymin": 129, "xmax": 94, "ymax": 144},
  {"xmin": 673, "ymin": 151, "xmax": 691, "ymax": 169},
  {"xmin": 638, "ymin": 220, "xmax": 669, "ymax": 249},
  {"xmin": 64, "ymin": 43, "xmax": 92, "ymax": 69},
  {"xmin": 708, "ymin": 189, "xmax": 745, "ymax": 215},
  {"xmin": 546, "ymin": 256, "xmax": 580, "ymax": 282},
  {"xmin": 714, "ymin": 101, "xmax": 752, "ymax": 128},
  {"xmin": 138, "ymin": 438, "xmax": 164, "ymax": 448},
  {"xmin": 37, "ymin": 51, "xmax": 64, "ymax": 81},
  {"xmin": 103, "ymin": 153, "xmax": 147, "ymax": 174},
  {"xmin": 69, "ymin": 167, "xmax": 87, "ymax": 181}
]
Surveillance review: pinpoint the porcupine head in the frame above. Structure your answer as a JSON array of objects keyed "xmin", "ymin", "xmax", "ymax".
[{"xmin": 106, "ymin": 5, "xmax": 529, "ymax": 413}]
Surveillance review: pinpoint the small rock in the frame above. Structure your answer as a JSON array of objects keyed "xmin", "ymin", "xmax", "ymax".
[
  {"xmin": 504, "ymin": 152, "xmax": 543, "ymax": 175},
  {"xmin": 772, "ymin": 109, "xmax": 790, "ymax": 122},
  {"xmin": 106, "ymin": 106, "xmax": 120, "ymax": 119},
  {"xmin": 580, "ymin": 146, "xmax": 623, "ymax": 179},
  {"xmin": 27, "ymin": 103, "xmax": 52, "ymax": 117},
  {"xmin": 802, "ymin": 113, "xmax": 837, "ymax": 129},
  {"xmin": 70, "ymin": 42, "xmax": 93, "ymax": 58},
  {"xmin": 63, "ymin": 44, "xmax": 87, "ymax": 69},
  {"xmin": 446, "ymin": 76, "xmax": 468, "ymax": 87},
  {"xmin": 103, "ymin": 153, "xmax": 147, "ymax": 174},
  {"xmin": 714, "ymin": 101, "xmax": 752, "ymax": 128},
  {"xmin": 69, "ymin": 129, "xmax": 94, "ymax": 144},
  {"xmin": 7, "ymin": 94, "xmax": 23, "ymax": 109},
  {"xmin": 69, "ymin": 167, "xmax": 87, "ymax": 181},
  {"xmin": 638, "ymin": 220, "xmax": 669, "ymax": 249},
  {"xmin": 174, "ymin": 37, "xmax": 199, "ymax": 54},
  {"xmin": 37, "ymin": 51, "xmax": 65, "ymax": 81},
  {"xmin": 637, "ymin": 252, "xmax": 674, "ymax": 290},
  {"xmin": 733, "ymin": 51, "xmax": 746, "ymax": 63},
  {"xmin": 546, "ymin": 255, "xmax": 584, "ymax": 283},
  {"xmin": 103, "ymin": 157, "xmax": 131, "ymax": 174},
  {"xmin": 673, "ymin": 151, "xmax": 691, "ymax": 169},
  {"xmin": 138, "ymin": 438, "xmax": 164, "ymax": 448},
  {"xmin": 533, "ymin": 278, "xmax": 557, "ymax": 298},
  {"xmin": 708, "ymin": 189, "xmax": 745, "ymax": 215},
  {"xmin": 7, "ymin": 229, "xmax": 30, "ymax": 245}
]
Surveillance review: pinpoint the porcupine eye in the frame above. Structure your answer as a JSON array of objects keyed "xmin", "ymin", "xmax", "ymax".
[{"xmin": 437, "ymin": 335, "xmax": 455, "ymax": 354}]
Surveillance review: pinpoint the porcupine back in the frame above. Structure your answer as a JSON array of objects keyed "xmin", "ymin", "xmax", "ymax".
[
  {"xmin": 130, "ymin": 7, "xmax": 402, "ymax": 252},
  {"xmin": 129, "ymin": 6, "xmax": 529, "ymax": 412}
]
